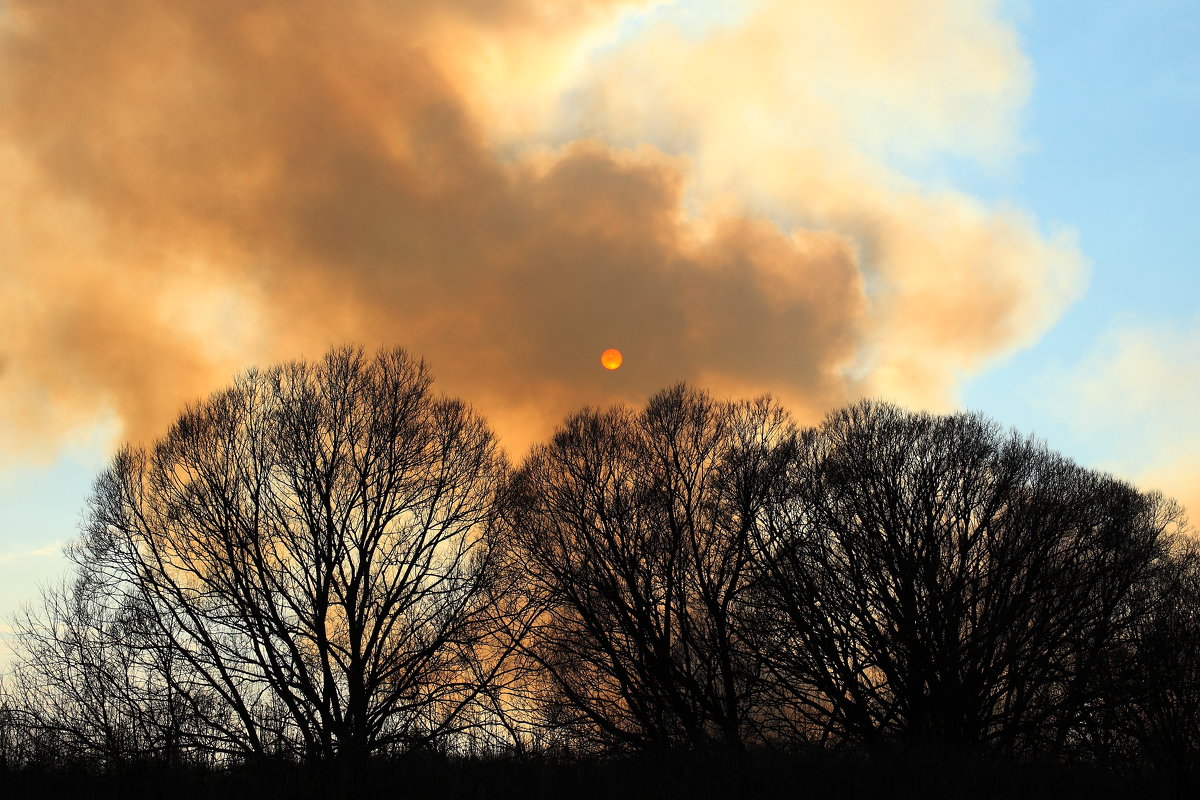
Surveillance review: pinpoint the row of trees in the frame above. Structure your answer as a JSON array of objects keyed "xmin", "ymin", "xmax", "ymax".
[{"xmin": 2, "ymin": 346, "xmax": 1198, "ymax": 773}]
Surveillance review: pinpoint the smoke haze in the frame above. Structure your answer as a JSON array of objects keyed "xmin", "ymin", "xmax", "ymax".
[{"xmin": 0, "ymin": 0, "xmax": 1083, "ymax": 458}]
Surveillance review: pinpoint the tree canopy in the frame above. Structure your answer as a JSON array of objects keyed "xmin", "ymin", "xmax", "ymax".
[{"xmin": 3, "ymin": 347, "xmax": 1196, "ymax": 777}]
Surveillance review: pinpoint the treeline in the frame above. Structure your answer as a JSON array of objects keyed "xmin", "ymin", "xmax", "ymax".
[{"xmin": 2, "ymin": 346, "xmax": 1199, "ymax": 792}]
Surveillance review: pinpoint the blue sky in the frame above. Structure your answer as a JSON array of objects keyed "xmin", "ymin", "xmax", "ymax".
[
  {"xmin": 962, "ymin": 0, "xmax": 1200, "ymax": 472},
  {"xmin": 1, "ymin": 0, "xmax": 1197, "ymax": 656}
]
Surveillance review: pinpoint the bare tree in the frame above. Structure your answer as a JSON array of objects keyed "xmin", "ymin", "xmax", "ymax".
[
  {"xmin": 0, "ymin": 679, "xmax": 37, "ymax": 773},
  {"xmin": 497, "ymin": 385, "xmax": 794, "ymax": 752},
  {"xmin": 750, "ymin": 400, "xmax": 1184, "ymax": 754},
  {"xmin": 11, "ymin": 361, "xmax": 1197, "ymax": 780},
  {"xmin": 65, "ymin": 346, "xmax": 507, "ymax": 767},
  {"xmin": 1119, "ymin": 541, "xmax": 1200, "ymax": 767},
  {"xmin": 9, "ymin": 561, "xmax": 199, "ymax": 768}
]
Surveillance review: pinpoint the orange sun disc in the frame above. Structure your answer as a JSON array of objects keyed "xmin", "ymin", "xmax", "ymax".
[{"xmin": 601, "ymin": 348, "xmax": 623, "ymax": 370}]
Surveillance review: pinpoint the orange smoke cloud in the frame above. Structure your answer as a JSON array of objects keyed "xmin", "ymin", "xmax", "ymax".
[
  {"xmin": 0, "ymin": 0, "xmax": 1080, "ymax": 459},
  {"xmin": 553, "ymin": 0, "xmax": 1085, "ymax": 411}
]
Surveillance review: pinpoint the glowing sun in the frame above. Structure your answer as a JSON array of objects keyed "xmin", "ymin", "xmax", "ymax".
[{"xmin": 600, "ymin": 348, "xmax": 623, "ymax": 370}]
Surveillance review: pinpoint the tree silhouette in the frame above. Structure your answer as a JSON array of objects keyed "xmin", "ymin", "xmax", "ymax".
[
  {"xmin": 5, "ymin": 361, "xmax": 1198, "ymax": 794},
  {"xmin": 750, "ymin": 400, "xmax": 1185, "ymax": 754},
  {"xmin": 1120, "ymin": 542, "xmax": 1200, "ymax": 766},
  {"xmin": 10, "ymin": 567, "xmax": 198, "ymax": 767},
  {"xmin": 52, "ymin": 346, "xmax": 507, "ymax": 767},
  {"xmin": 496, "ymin": 385, "xmax": 794, "ymax": 752}
]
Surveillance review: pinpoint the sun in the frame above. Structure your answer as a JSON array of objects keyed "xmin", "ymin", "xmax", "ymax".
[{"xmin": 600, "ymin": 348, "xmax": 623, "ymax": 370}]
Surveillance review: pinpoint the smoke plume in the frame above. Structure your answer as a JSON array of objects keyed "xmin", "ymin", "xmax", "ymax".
[{"xmin": 0, "ymin": 0, "xmax": 1082, "ymax": 458}]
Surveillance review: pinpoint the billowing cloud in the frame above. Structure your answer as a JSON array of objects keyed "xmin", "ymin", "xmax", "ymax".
[
  {"xmin": 547, "ymin": 0, "xmax": 1084, "ymax": 409},
  {"xmin": 0, "ymin": 0, "xmax": 1082, "ymax": 459}
]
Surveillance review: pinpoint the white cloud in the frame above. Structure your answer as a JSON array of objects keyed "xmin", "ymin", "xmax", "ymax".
[
  {"xmin": 0, "ymin": 540, "xmax": 62, "ymax": 564},
  {"xmin": 1039, "ymin": 316, "xmax": 1200, "ymax": 521}
]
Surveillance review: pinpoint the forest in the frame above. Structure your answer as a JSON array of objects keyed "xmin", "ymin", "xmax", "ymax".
[{"xmin": 2, "ymin": 346, "xmax": 1198, "ymax": 799}]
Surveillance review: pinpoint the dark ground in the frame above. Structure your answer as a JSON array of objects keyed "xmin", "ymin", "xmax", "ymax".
[{"xmin": 4, "ymin": 746, "xmax": 1198, "ymax": 799}]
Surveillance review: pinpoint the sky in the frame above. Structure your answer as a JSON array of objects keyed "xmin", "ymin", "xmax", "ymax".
[{"xmin": 1, "ymin": 0, "xmax": 1197, "ymax": 656}]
